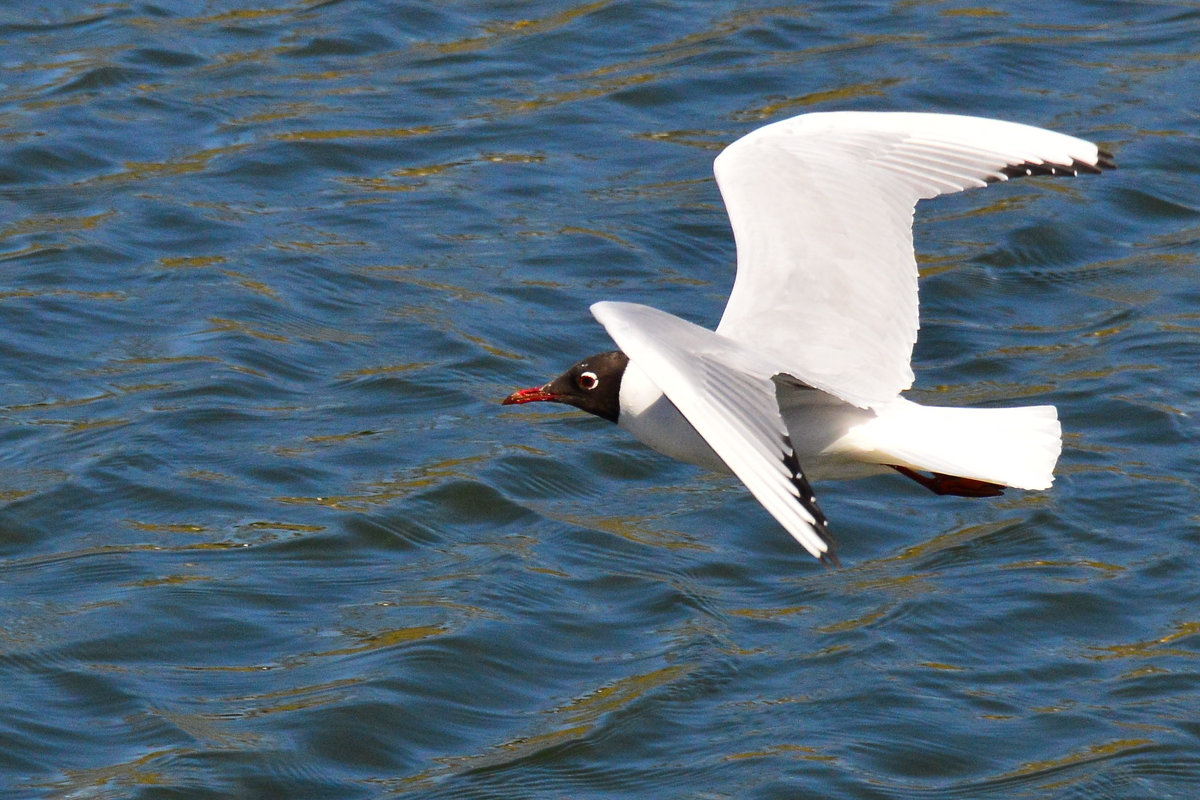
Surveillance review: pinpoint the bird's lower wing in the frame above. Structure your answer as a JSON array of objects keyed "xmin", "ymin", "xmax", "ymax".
[{"xmin": 592, "ymin": 301, "xmax": 834, "ymax": 561}]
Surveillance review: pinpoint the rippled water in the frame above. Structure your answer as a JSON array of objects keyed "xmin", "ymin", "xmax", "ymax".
[{"xmin": 1, "ymin": 2, "xmax": 1198, "ymax": 798}]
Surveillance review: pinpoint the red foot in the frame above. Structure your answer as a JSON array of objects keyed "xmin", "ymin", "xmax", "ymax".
[{"xmin": 891, "ymin": 466, "xmax": 1006, "ymax": 498}]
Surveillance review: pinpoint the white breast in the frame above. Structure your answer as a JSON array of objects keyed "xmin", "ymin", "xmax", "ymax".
[
  {"xmin": 616, "ymin": 360, "xmax": 729, "ymax": 473},
  {"xmin": 617, "ymin": 359, "xmax": 888, "ymax": 481}
]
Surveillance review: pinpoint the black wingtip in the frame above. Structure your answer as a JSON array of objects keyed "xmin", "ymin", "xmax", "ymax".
[
  {"xmin": 782, "ymin": 439, "xmax": 839, "ymax": 566},
  {"xmin": 987, "ymin": 151, "xmax": 1116, "ymax": 183}
]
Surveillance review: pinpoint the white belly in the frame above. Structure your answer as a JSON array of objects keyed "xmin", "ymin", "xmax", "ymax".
[
  {"xmin": 616, "ymin": 360, "xmax": 729, "ymax": 473},
  {"xmin": 614, "ymin": 359, "xmax": 1059, "ymax": 490},
  {"xmin": 616, "ymin": 360, "xmax": 887, "ymax": 481}
]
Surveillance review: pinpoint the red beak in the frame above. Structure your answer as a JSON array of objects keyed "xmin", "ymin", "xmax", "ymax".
[{"xmin": 502, "ymin": 385, "xmax": 559, "ymax": 405}]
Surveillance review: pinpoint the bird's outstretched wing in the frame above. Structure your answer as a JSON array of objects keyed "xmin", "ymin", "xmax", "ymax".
[
  {"xmin": 592, "ymin": 300, "xmax": 834, "ymax": 561},
  {"xmin": 713, "ymin": 111, "xmax": 1114, "ymax": 408}
]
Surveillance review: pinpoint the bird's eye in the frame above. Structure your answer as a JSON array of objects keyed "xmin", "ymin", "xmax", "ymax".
[{"xmin": 578, "ymin": 371, "xmax": 598, "ymax": 390}]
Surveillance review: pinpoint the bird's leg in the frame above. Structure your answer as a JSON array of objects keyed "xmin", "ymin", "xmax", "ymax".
[{"xmin": 890, "ymin": 466, "xmax": 1006, "ymax": 498}]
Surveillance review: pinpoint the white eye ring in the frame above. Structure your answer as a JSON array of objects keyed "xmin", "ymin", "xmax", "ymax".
[{"xmin": 578, "ymin": 371, "xmax": 598, "ymax": 390}]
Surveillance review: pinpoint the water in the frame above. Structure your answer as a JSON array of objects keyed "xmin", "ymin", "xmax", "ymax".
[{"xmin": 0, "ymin": 1, "xmax": 1198, "ymax": 797}]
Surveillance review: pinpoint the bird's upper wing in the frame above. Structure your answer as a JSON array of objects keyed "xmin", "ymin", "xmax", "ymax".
[
  {"xmin": 592, "ymin": 300, "xmax": 834, "ymax": 561},
  {"xmin": 713, "ymin": 111, "xmax": 1113, "ymax": 408}
]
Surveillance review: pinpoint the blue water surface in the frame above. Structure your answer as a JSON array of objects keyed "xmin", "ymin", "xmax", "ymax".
[{"xmin": 1, "ymin": 1, "xmax": 1198, "ymax": 798}]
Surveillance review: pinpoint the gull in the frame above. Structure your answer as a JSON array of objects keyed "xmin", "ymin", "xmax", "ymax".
[{"xmin": 503, "ymin": 111, "xmax": 1113, "ymax": 563}]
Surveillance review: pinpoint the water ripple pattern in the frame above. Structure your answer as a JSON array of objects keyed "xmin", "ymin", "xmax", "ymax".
[{"xmin": 0, "ymin": 2, "xmax": 1197, "ymax": 798}]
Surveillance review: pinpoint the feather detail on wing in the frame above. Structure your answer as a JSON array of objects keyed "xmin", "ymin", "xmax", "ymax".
[
  {"xmin": 592, "ymin": 301, "xmax": 835, "ymax": 560},
  {"xmin": 713, "ymin": 111, "xmax": 1113, "ymax": 408}
]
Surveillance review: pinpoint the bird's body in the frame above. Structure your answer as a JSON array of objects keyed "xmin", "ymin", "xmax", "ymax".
[
  {"xmin": 617, "ymin": 358, "xmax": 1061, "ymax": 487},
  {"xmin": 504, "ymin": 111, "xmax": 1112, "ymax": 562}
]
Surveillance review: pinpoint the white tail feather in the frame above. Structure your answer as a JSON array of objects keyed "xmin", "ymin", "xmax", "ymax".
[{"xmin": 841, "ymin": 397, "xmax": 1062, "ymax": 490}]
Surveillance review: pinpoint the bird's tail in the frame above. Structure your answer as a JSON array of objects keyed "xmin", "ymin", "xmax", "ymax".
[{"xmin": 844, "ymin": 397, "xmax": 1062, "ymax": 490}]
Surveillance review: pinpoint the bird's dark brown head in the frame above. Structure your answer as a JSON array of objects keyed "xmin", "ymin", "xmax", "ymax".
[{"xmin": 502, "ymin": 350, "xmax": 629, "ymax": 423}]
